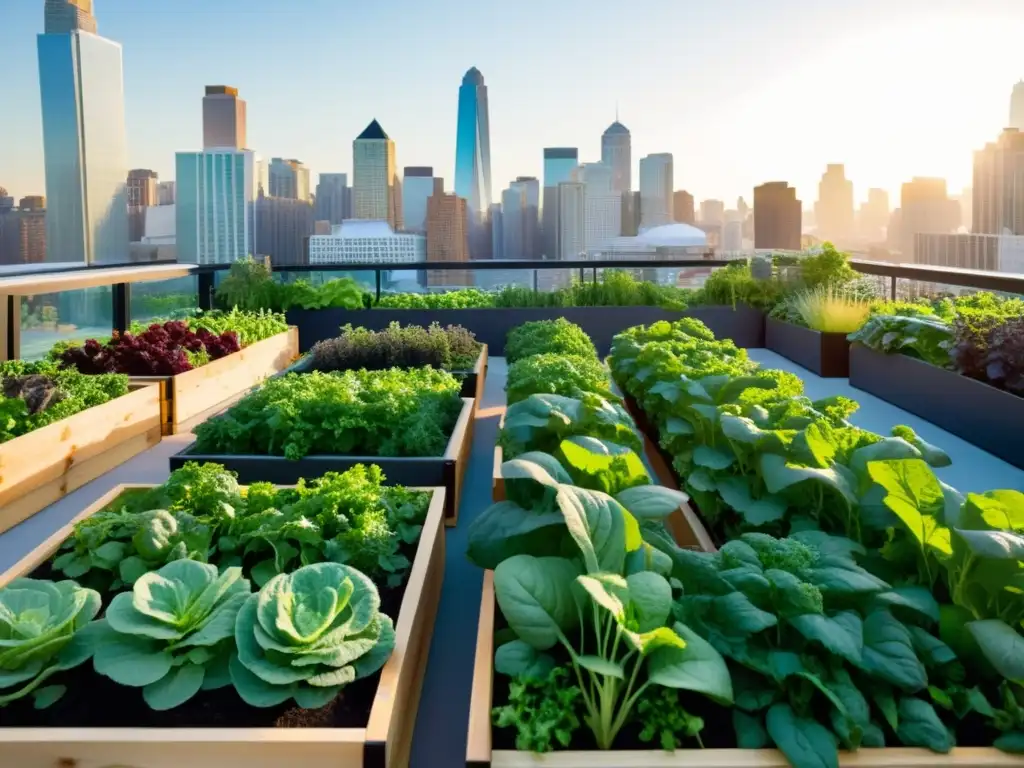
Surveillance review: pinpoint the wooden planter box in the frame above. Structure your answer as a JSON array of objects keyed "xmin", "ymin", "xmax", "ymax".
[
  {"xmin": 465, "ymin": 504, "xmax": 1010, "ymax": 768},
  {"xmin": 285, "ymin": 344, "xmax": 489, "ymax": 407},
  {"xmin": 765, "ymin": 317, "xmax": 850, "ymax": 378},
  {"xmin": 0, "ymin": 383, "xmax": 161, "ymax": 536},
  {"xmin": 131, "ymin": 327, "xmax": 299, "ymax": 435},
  {"xmin": 849, "ymin": 343, "xmax": 1024, "ymax": 470},
  {"xmin": 171, "ymin": 397, "xmax": 475, "ymax": 526},
  {"xmin": 0, "ymin": 481, "xmax": 448, "ymax": 768}
]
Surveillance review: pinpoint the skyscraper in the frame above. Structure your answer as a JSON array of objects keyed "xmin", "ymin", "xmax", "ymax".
[
  {"xmin": 973, "ymin": 128, "xmax": 1024, "ymax": 235},
  {"xmin": 542, "ymin": 147, "xmax": 578, "ymax": 259},
  {"xmin": 403, "ymin": 167, "xmax": 442, "ymax": 233},
  {"xmin": 268, "ymin": 158, "xmax": 311, "ymax": 201},
  {"xmin": 427, "ymin": 191, "xmax": 471, "ymax": 285},
  {"xmin": 314, "ymin": 173, "xmax": 351, "ymax": 226},
  {"xmin": 601, "ymin": 120, "xmax": 631, "ymax": 194},
  {"xmin": 454, "ymin": 67, "xmax": 493, "ymax": 214},
  {"xmin": 753, "ymin": 182, "xmax": 801, "ymax": 250},
  {"xmin": 700, "ymin": 200, "xmax": 725, "ymax": 227},
  {"xmin": 203, "ymin": 86, "xmax": 246, "ymax": 150},
  {"xmin": 501, "ymin": 185, "xmax": 525, "ymax": 260},
  {"xmin": 38, "ymin": 0, "xmax": 129, "ymax": 263},
  {"xmin": 638, "ymin": 153, "xmax": 673, "ymax": 230},
  {"xmin": 0, "ymin": 194, "xmax": 47, "ymax": 266},
  {"xmin": 900, "ymin": 177, "xmax": 959, "ymax": 258},
  {"xmin": 1011, "ymin": 81, "xmax": 1024, "ymax": 131},
  {"xmin": 254, "ymin": 196, "xmax": 314, "ymax": 266},
  {"xmin": 858, "ymin": 188, "xmax": 890, "ymax": 242},
  {"xmin": 44, "ymin": 0, "xmax": 96, "ymax": 33},
  {"xmin": 578, "ymin": 163, "xmax": 621, "ymax": 251},
  {"xmin": 673, "ymin": 191, "xmax": 695, "ymax": 224},
  {"xmin": 510, "ymin": 176, "xmax": 540, "ymax": 259},
  {"xmin": 176, "ymin": 149, "xmax": 259, "ymax": 264},
  {"xmin": 353, "ymin": 119, "xmax": 401, "ymax": 229},
  {"xmin": 127, "ymin": 169, "xmax": 158, "ymax": 242},
  {"xmin": 557, "ymin": 182, "xmax": 585, "ymax": 260},
  {"xmin": 815, "ymin": 164, "xmax": 855, "ymax": 245}
]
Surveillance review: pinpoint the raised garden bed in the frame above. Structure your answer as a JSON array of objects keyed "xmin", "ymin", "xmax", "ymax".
[
  {"xmin": 287, "ymin": 306, "xmax": 765, "ymax": 356},
  {"xmin": 170, "ymin": 396, "xmax": 475, "ymax": 526},
  {"xmin": 849, "ymin": 343, "xmax": 1024, "ymax": 470},
  {"xmin": 0, "ymin": 481, "xmax": 448, "ymax": 768},
  {"xmin": 132, "ymin": 327, "xmax": 299, "ymax": 435},
  {"xmin": 764, "ymin": 317, "xmax": 850, "ymax": 378},
  {"xmin": 0, "ymin": 383, "xmax": 162, "ymax": 535}
]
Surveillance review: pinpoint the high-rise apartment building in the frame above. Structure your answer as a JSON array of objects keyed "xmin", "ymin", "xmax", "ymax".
[
  {"xmin": 489, "ymin": 203, "xmax": 504, "ymax": 260},
  {"xmin": 1011, "ymin": 81, "xmax": 1024, "ymax": 131},
  {"xmin": 578, "ymin": 163, "xmax": 621, "ymax": 251},
  {"xmin": 753, "ymin": 182, "xmax": 801, "ymax": 250},
  {"xmin": 402, "ymin": 167, "xmax": 442, "ymax": 233},
  {"xmin": 621, "ymin": 191, "xmax": 641, "ymax": 237},
  {"xmin": 638, "ymin": 154, "xmax": 673, "ymax": 230},
  {"xmin": 542, "ymin": 147, "xmax": 578, "ymax": 259},
  {"xmin": 0, "ymin": 194, "xmax": 47, "ymax": 266},
  {"xmin": 815, "ymin": 164, "xmax": 855, "ymax": 245},
  {"xmin": 510, "ymin": 176, "xmax": 540, "ymax": 259},
  {"xmin": 353, "ymin": 119, "xmax": 401, "ymax": 229},
  {"xmin": 454, "ymin": 67, "xmax": 493, "ymax": 215},
  {"xmin": 427, "ymin": 192, "xmax": 470, "ymax": 285},
  {"xmin": 308, "ymin": 220, "xmax": 424, "ymax": 265},
  {"xmin": 601, "ymin": 121, "xmax": 631, "ymax": 194},
  {"xmin": 267, "ymin": 158, "xmax": 311, "ymax": 201},
  {"xmin": 557, "ymin": 182, "xmax": 585, "ymax": 260},
  {"xmin": 900, "ymin": 177, "xmax": 958, "ymax": 259},
  {"xmin": 915, "ymin": 232, "xmax": 1024, "ymax": 274},
  {"xmin": 314, "ymin": 173, "xmax": 351, "ymax": 226},
  {"xmin": 673, "ymin": 191, "xmax": 695, "ymax": 224},
  {"xmin": 203, "ymin": 86, "xmax": 246, "ymax": 150},
  {"xmin": 127, "ymin": 169, "xmax": 158, "ymax": 242},
  {"xmin": 44, "ymin": 0, "xmax": 96, "ymax": 34},
  {"xmin": 38, "ymin": 1, "xmax": 129, "ymax": 263},
  {"xmin": 501, "ymin": 186, "xmax": 525, "ymax": 260},
  {"xmin": 175, "ymin": 149, "xmax": 259, "ymax": 264},
  {"xmin": 699, "ymin": 199, "xmax": 725, "ymax": 228},
  {"xmin": 858, "ymin": 188, "xmax": 890, "ymax": 242},
  {"xmin": 157, "ymin": 181, "xmax": 176, "ymax": 205},
  {"xmin": 973, "ymin": 128, "xmax": 1024, "ymax": 236},
  {"xmin": 254, "ymin": 196, "xmax": 314, "ymax": 266}
]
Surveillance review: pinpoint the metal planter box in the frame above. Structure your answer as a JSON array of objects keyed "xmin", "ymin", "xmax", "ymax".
[
  {"xmin": 849, "ymin": 343, "xmax": 1024, "ymax": 470},
  {"xmin": 765, "ymin": 317, "xmax": 850, "ymax": 378}
]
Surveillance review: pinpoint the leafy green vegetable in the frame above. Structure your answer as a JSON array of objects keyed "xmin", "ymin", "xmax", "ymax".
[
  {"xmin": 192, "ymin": 368, "xmax": 463, "ymax": 459},
  {"xmin": 91, "ymin": 560, "xmax": 251, "ymax": 710},
  {"xmin": 229, "ymin": 562, "xmax": 395, "ymax": 708},
  {"xmin": 505, "ymin": 354, "xmax": 617, "ymax": 405},
  {"xmin": 309, "ymin": 322, "xmax": 480, "ymax": 372},
  {"xmin": 493, "ymin": 665, "xmax": 583, "ymax": 752},
  {"xmin": 847, "ymin": 315, "xmax": 953, "ymax": 368},
  {"xmin": 186, "ymin": 308, "xmax": 289, "ymax": 347},
  {"xmin": 505, "ymin": 318, "xmax": 598, "ymax": 363},
  {"xmin": 499, "ymin": 393, "xmax": 642, "ymax": 460},
  {"xmin": 0, "ymin": 578, "xmax": 101, "ymax": 708}
]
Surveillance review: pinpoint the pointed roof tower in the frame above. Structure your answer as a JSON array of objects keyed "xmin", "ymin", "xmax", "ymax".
[{"xmin": 357, "ymin": 119, "xmax": 389, "ymax": 141}]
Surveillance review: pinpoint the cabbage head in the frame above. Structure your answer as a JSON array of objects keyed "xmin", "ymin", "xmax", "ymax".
[
  {"xmin": 0, "ymin": 578, "xmax": 101, "ymax": 708},
  {"xmin": 230, "ymin": 562, "xmax": 395, "ymax": 709},
  {"xmin": 92, "ymin": 559, "xmax": 251, "ymax": 710}
]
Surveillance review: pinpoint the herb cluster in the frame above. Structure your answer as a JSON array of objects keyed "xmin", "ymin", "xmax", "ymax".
[
  {"xmin": 192, "ymin": 368, "xmax": 463, "ymax": 459},
  {"xmin": 1, "ymin": 462, "xmax": 427, "ymax": 711},
  {"xmin": 0, "ymin": 360, "xmax": 129, "ymax": 444},
  {"xmin": 310, "ymin": 322, "xmax": 480, "ymax": 373}
]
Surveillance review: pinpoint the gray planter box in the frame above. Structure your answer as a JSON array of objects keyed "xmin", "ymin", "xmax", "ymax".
[
  {"xmin": 286, "ymin": 305, "xmax": 766, "ymax": 355},
  {"xmin": 849, "ymin": 343, "xmax": 1024, "ymax": 470},
  {"xmin": 765, "ymin": 317, "xmax": 850, "ymax": 377}
]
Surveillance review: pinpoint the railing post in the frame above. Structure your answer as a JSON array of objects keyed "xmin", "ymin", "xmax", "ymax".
[
  {"xmin": 112, "ymin": 282, "xmax": 131, "ymax": 334},
  {"xmin": 592, "ymin": 266, "xmax": 597, "ymax": 285},
  {"xmin": 375, "ymin": 270, "xmax": 382, "ymax": 302},
  {"xmin": 3, "ymin": 295, "xmax": 20, "ymax": 361},
  {"xmin": 198, "ymin": 271, "xmax": 215, "ymax": 311},
  {"xmin": 890, "ymin": 275, "xmax": 897, "ymax": 301},
  {"xmin": 532, "ymin": 270, "xmax": 538, "ymax": 293}
]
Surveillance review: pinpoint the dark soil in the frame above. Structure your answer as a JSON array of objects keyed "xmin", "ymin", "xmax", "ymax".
[{"xmin": 0, "ymin": 545, "xmax": 413, "ymax": 729}]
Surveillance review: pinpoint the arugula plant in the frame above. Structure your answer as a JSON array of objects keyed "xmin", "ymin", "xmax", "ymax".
[
  {"xmin": 91, "ymin": 560, "xmax": 251, "ymax": 710},
  {"xmin": 669, "ymin": 531, "xmax": 968, "ymax": 768},
  {"xmin": 505, "ymin": 353, "xmax": 618, "ymax": 405},
  {"xmin": 499, "ymin": 393, "xmax": 642, "ymax": 459}
]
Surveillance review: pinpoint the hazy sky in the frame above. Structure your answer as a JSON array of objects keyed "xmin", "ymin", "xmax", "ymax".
[{"xmin": 1, "ymin": 0, "xmax": 1022, "ymax": 208}]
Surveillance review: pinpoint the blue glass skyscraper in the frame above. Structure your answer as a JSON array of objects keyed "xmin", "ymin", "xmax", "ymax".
[
  {"xmin": 38, "ymin": 1, "xmax": 129, "ymax": 263},
  {"xmin": 454, "ymin": 67, "xmax": 492, "ymax": 215}
]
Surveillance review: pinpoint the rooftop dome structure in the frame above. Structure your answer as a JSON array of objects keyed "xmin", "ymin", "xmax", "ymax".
[
  {"xmin": 463, "ymin": 67, "xmax": 484, "ymax": 86},
  {"xmin": 636, "ymin": 222, "xmax": 708, "ymax": 248}
]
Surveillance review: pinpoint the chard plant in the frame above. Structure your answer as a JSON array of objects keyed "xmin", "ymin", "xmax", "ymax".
[
  {"xmin": 91, "ymin": 560, "xmax": 251, "ymax": 710},
  {"xmin": 0, "ymin": 578, "xmax": 101, "ymax": 708}
]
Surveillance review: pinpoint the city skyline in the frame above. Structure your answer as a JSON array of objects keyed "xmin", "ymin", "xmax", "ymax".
[{"xmin": 3, "ymin": 0, "xmax": 1024, "ymax": 207}]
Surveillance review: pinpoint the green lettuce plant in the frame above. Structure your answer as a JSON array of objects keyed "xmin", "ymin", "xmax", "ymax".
[
  {"xmin": 91, "ymin": 560, "xmax": 251, "ymax": 710},
  {"xmin": 229, "ymin": 562, "xmax": 395, "ymax": 708},
  {"xmin": 0, "ymin": 578, "xmax": 101, "ymax": 708},
  {"xmin": 505, "ymin": 353, "xmax": 617, "ymax": 405},
  {"xmin": 499, "ymin": 393, "xmax": 642, "ymax": 460},
  {"xmin": 847, "ymin": 315, "xmax": 953, "ymax": 368},
  {"xmin": 505, "ymin": 318, "xmax": 598, "ymax": 363}
]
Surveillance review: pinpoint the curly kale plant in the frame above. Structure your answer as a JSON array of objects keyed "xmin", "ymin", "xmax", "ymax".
[
  {"xmin": 192, "ymin": 368, "xmax": 463, "ymax": 459},
  {"xmin": 91, "ymin": 560, "xmax": 251, "ymax": 710},
  {"xmin": 505, "ymin": 318, "xmax": 598, "ymax": 363},
  {"xmin": 230, "ymin": 562, "xmax": 395, "ymax": 708},
  {"xmin": 0, "ymin": 578, "xmax": 101, "ymax": 708},
  {"xmin": 505, "ymin": 353, "xmax": 616, "ymax": 405},
  {"xmin": 499, "ymin": 393, "xmax": 642, "ymax": 460}
]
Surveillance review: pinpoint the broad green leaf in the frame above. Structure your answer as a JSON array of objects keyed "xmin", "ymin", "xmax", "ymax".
[
  {"xmin": 92, "ymin": 540, "xmax": 127, "ymax": 569},
  {"xmin": 966, "ymin": 620, "xmax": 1024, "ymax": 682},
  {"xmin": 872, "ymin": 586, "xmax": 940, "ymax": 623},
  {"xmin": 768, "ymin": 650, "xmax": 805, "ymax": 681},
  {"xmin": 614, "ymin": 485, "xmax": 689, "ymax": 520},
  {"xmin": 105, "ymin": 592, "xmax": 184, "ymax": 641},
  {"xmin": 92, "ymin": 626, "xmax": 173, "ymax": 687},
  {"xmin": 577, "ymin": 572, "xmax": 628, "ymax": 619},
  {"xmin": 788, "ymin": 611, "xmax": 863, "ymax": 665},
  {"xmin": 555, "ymin": 486, "xmax": 629, "ymax": 573},
  {"xmin": 765, "ymin": 568, "xmax": 823, "ymax": 617},
  {"xmin": 955, "ymin": 529, "xmax": 1024, "ymax": 560},
  {"xmin": 963, "ymin": 490, "xmax": 1024, "ymax": 531},
  {"xmin": 866, "ymin": 459, "xmax": 952, "ymax": 559},
  {"xmin": 228, "ymin": 653, "xmax": 294, "ymax": 707},
  {"xmin": 664, "ymin": 416, "xmax": 694, "ymax": 436},
  {"xmin": 31, "ymin": 685, "xmax": 66, "ymax": 709},
  {"xmin": 850, "ymin": 438, "xmax": 922, "ymax": 479},
  {"xmin": 906, "ymin": 626, "xmax": 957, "ymax": 668},
  {"xmin": 804, "ymin": 564, "xmax": 889, "ymax": 596},
  {"xmin": 720, "ymin": 414, "xmax": 766, "ymax": 444},
  {"xmin": 647, "ymin": 622, "xmax": 733, "ymax": 704},
  {"xmin": 686, "ymin": 469, "xmax": 717, "ymax": 492},
  {"xmin": 716, "ymin": 477, "xmax": 787, "ymax": 526},
  {"xmin": 625, "ymin": 571, "xmax": 672, "ymax": 632},
  {"xmin": 826, "ymin": 669, "xmax": 872, "ymax": 750},
  {"xmin": 765, "ymin": 702, "xmax": 839, "ymax": 768},
  {"xmin": 733, "ymin": 710, "xmax": 769, "ymax": 748},
  {"xmin": 693, "ymin": 445, "xmax": 734, "ymax": 470},
  {"xmin": 493, "ymin": 555, "xmax": 579, "ymax": 651},
  {"xmin": 466, "ymin": 501, "xmax": 565, "ymax": 570},
  {"xmin": 713, "ymin": 592, "xmax": 778, "ymax": 635},
  {"xmin": 995, "ymin": 732, "xmax": 1024, "ymax": 754},
  {"xmin": 576, "ymin": 654, "xmax": 625, "ymax": 679},
  {"xmin": 872, "ymin": 685, "xmax": 899, "ymax": 730},
  {"xmin": 621, "ymin": 625, "xmax": 686, "ymax": 655},
  {"xmin": 494, "ymin": 640, "xmax": 555, "ymax": 680},
  {"xmin": 760, "ymin": 454, "xmax": 857, "ymax": 507},
  {"xmin": 143, "ymin": 663, "xmax": 205, "ymax": 710},
  {"xmin": 895, "ymin": 697, "xmax": 953, "ymax": 753},
  {"xmin": 119, "ymin": 555, "xmax": 151, "ymax": 585},
  {"xmin": 858, "ymin": 610, "xmax": 927, "ymax": 691}
]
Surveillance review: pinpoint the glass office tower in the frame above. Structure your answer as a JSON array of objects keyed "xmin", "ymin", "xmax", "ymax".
[
  {"xmin": 38, "ymin": 26, "xmax": 129, "ymax": 263},
  {"xmin": 454, "ymin": 67, "xmax": 493, "ymax": 215}
]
